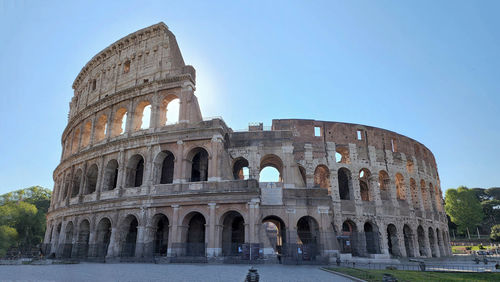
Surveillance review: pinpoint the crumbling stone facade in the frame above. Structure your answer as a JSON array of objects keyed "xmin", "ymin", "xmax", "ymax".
[{"xmin": 44, "ymin": 23, "xmax": 451, "ymax": 263}]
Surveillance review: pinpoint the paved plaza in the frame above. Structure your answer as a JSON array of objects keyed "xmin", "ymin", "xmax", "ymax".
[{"xmin": 0, "ymin": 263, "xmax": 351, "ymax": 282}]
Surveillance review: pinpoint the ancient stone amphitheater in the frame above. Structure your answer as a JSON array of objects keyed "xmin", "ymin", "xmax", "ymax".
[{"xmin": 43, "ymin": 22, "xmax": 451, "ymax": 263}]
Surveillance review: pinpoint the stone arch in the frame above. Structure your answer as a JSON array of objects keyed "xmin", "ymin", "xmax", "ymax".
[
  {"xmin": 417, "ymin": 225, "xmax": 427, "ymax": 257},
  {"xmin": 71, "ymin": 169, "xmax": 83, "ymax": 198},
  {"xmin": 232, "ymin": 157, "xmax": 249, "ymax": 180},
  {"xmin": 102, "ymin": 159, "xmax": 119, "ymax": 191},
  {"xmin": 335, "ymin": 146, "xmax": 350, "ymax": 164},
  {"xmin": 152, "ymin": 213, "xmax": 169, "ymax": 256},
  {"xmin": 94, "ymin": 114, "xmax": 108, "ymax": 142},
  {"xmin": 403, "ymin": 224, "xmax": 415, "ymax": 257},
  {"xmin": 181, "ymin": 211, "xmax": 207, "ymax": 256},
  {"xmin": 395, "ymin": 173, "xmax": 406, "ymax": 200},
  {"xmin": 126, "ymin": 154, "xmax": 145, "ymax": 187},
  {"xmin": 259, "ymin": 154, "xmax": 283, "ymax": 182},
  {"xmin": 338, "ymin": 167, "xmax": 352, "ymax": 200},
  {"xmin": 71, "ymin": 128, "xmax": 80, "ymax": 154},
  {"xmin": 154, "ymin": 150, "xmax": 175, "ymax": 184},
  {"xmin": 133, "ymin": 100, "xmax": 152, "ymax": 131},
  {"xmin": 76, "ymin": 219, "xmax": 90, "ymax": 258},
  {"xmin": 313, "ymin": 165, "xmax": 331, "ymax": 191},
  {"xmin": 386, "ymin": 224, "xmax": 401, "ymax": 257},
  {"xmin": 62, "ymin": 221, "xmax": 74, "ymax": 258},
  {"xmin": 186, "ymin": 147, "xmax": 209, "ymax": 182},
  {"xmin": 95, "ymin": 217, "xmax": 112, "ymax": 257},
  {"xmin": 364, "ymin": 221, "xmax": 380, "ymax": 254},
  {"xmin": 81, "ymin": 121, "xmax": 92, "ymax": 147},
  {"xmin": 378, "ymin": 170, "xmax": 390, "ymax": 201},
  {"xmin": 159, "ymin": 94, "xmax": 180, "ymax": 125},
  {"xmin": 262, "ymin": 215, "xmax": 287, "ymax": 257},
  {"xmin": 298, "ymin": 164, "xmax": 307, "ymax": 188},
  {"xmin": 120, "ymin": 214, "xmax": 139, "ymax": 257},
  {"xmin": 340, "ymin": 220, "xmax": 358, "ymax": 256},
  {"xmin": 359, "ymin": 168, "xmax": 371, "ymax": 201},
  {"xmin": 85, "ymin": 164, "xmax": 98, "ymax": 194},
  {"xmin": 220, "ymin": 211, "xmax": 245, "ymax": 256},
  {"xmin": 428, "ymin": 227, "xmax": 437, "ymax": 257},
  {"xmin": 111, "ymin": 107, "xmax": 128, "ymax": 137},
  {"xmin": 297, "ymin": 216, "xmax": 320, "ymax": 260}
]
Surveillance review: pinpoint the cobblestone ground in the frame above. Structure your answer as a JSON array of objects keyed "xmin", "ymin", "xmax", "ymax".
[{"xmin": 0, "ymin": 263, "xmax": 351, "ymax": 282}]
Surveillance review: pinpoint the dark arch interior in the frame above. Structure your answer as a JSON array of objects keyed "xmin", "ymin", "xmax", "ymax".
[
  {"xmin": 221, "ymin": 212, "xmax": 245, "ymax": 255},
  {"xmin": 186, "ymin": 213, "xmax": 206, "ymax": 256},
  {"xmin": 233, "ymin": 158, "xmax": 249, "ymax": 180},
  {"xmin": 154, "ymin": 215, "xmax": 169, "ymax": 256},
  {"xmin": 96, "ymin": 219, "xmax": 111, "ymax": 257},
  {"xmin": 160, "ymin": 152, "xmax": 174, "ymax": 184},
  {"xmin": 191, "ymin": 149, "xmax": 208, "ymax": 182},
  {"xmin": 338, "ymin": 168, "xmax": 350, "ymax": 200},
  {"xmin": 122, "ymin": 217, "xmax": 138, "ymax": 257},
  {"xmin": 262, "ymin": 216, "xmax": 287, "ymax": 256}
]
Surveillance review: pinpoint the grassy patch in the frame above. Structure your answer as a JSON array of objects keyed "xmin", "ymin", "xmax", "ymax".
[{"xmin": 325, "ymin": 267, "xmax": 500, "ymax": 282}]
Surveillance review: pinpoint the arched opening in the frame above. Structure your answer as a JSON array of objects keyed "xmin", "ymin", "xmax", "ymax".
[
  {"xmin": 403, "ymin": 224, "xmax": 415, "ymax": 257},
  {"xmin": 221, "ymin": 211, "xmax": 245, "ymax": 256},
  {"xmin": 386, "ymin": 224, "xmax": 401, "ymax": 257},
  {"xmin": 76, "ymin": 220, "xmax": 90, "ymax": 258},
  {"xmin": 71, "ymin": 169, "xmax": 82, "ymax": 198},
  {"xmin": 428, "ymin": 227, "xmax": 437, "ymax": 257},
  {"xmin": 232, "ymin": 157, "xmax": 249, "ymax": 180},
  {"xmin": 262, "ymin": 216, "xmax": 287, "ymax": 257},
  {"xmin": 410, "ymin": 178, "xmax": 419, "ymax": 210},
  {"xmin": 335, "ymin": 147, "xmax": 350, "ymax": 163},
  {"xmin": 364, "ymin": 222, "xmax": 380, "ymax": 254},
  {"xmin": 121, "ymin": 215, "xmax": 138, "ymax": 257},
  {"xmin": 111, "ymin": 107, "xmax": 128, "ymax": 137},
  {"xmin": 188, "ymin": 148, "xmax": 209, "ymax": 182},
  {"xmin": 297, "ymin": 216, "xmax": 320, "ymax": 260},
  {"xmin": 417, "ymin": 225, "xmax": 427, "ymax": 257},
  {"xmin": 126, "ymin": 154, "xmax": 144, "ymax": 187},
  {"xmin": 154, "ymin": 151, "xmax": 175, "ymax": 184},
  {"xmin": 259, "ymin": 154, "xmax": 283, "ymax": 183},
  {"xmin": 160, "ymin": 95, "xmax": 180, "ymax": 125},
  {"xmin": 338, "ymin": 168, "xmax": 352, "ymax": 200},
  {"xmin": 81, "ymin": 121, "xmax": 91, "ymax": 148},
  {"xmin": 395, "ymin": 173, "xmax": 406, "ymax": 200},
  {"xmin": 94, "ymin": 114, "xmax": 107, "ymax": 142},
  {"xmin": 103, "ymin": 160, "xmax": 119, "ymax": 191},
  {"xmin": 152, "ymin": 214, "xmax": 169, "ymax": 256},
  {"xmin": 406, "ymin": 160, "xmax": 414, "ymax": 174},
  {"xmin": 62, "ymin": 222, "xmax": 74, "ymax": 258},
  {"xmin": 184, "ymin": 212, "xmax": 206, "ymax": 256},
  {"xmin": 71, "ymin": 128, "xmax": 80, "ymax": 154},
  {"xmin": 95, "ymin": 218, "xmax": 112, "ymax": 257},
  {"xmin": 359, "ymin": 169, "xmax": 371, "ymax": 201},
  {"xmin": 85, "ymin": 164, "xmax": 98, "ymax": 194},
  {"xmin": 429, "ymin": 183, "xmax": 437, "ymax": 212},
  {"xmin": 340, "ymin": 220, "xmax": 357, "ymax": 256},
  {"xmin": 133, "ymin": 101, "xmax": 152, "ymax": 131},
  {"xmin": 378, "ymin": 170, "xmax": 390, "ymax": 201},
  {"xmin": 314, "ymin": 165, "xmax": 331, "ymax": 192}
]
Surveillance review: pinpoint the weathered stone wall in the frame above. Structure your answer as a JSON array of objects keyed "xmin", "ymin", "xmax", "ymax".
[{"xmin": 44, "ymin": 23, "xmax": 451, "ymax": 262}]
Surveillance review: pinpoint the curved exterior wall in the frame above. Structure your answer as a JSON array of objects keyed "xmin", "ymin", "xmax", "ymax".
[{"xmin": 44, "ymin": 23, "xmax": 451, "ymax": 262}]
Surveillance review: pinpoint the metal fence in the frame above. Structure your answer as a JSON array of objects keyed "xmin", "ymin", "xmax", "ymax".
[{"xmin": 332, "ymin": 260, "xmax": 499, "ymax": 273}]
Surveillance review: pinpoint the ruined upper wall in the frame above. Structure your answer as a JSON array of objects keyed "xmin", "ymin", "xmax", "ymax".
[
  {"xmin": 68, "ymin": 22, "xmax": 194, "ymax": 119},
  {"xmin": 272, "ymin": 119, "xmax": 438, "ymax": 174}
]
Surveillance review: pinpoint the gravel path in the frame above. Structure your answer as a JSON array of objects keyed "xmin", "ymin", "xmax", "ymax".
[{"xmin": 0, "ymin": 263, "xmax": 351, "ymax": 282}]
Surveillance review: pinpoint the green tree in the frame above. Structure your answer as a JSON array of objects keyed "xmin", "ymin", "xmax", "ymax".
[
  {"xmin": 0, "ymin": 225, "xmax": 18, "ymax": 257},
  {"xmin": 491, "ymin": 224, "xmax": 500, "ymax": 242},
  {"xmin": 0, "ymin": 186, "xmax": 51, "ymax": 256},
  {"xmin": 445, "ymin": 186, "xmax": 484, "ymax": 235}
]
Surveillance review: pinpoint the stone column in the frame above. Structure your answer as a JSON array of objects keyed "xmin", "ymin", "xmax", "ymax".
[
  {"xmin": 173, "ymin": 140, "xmax": 184, "ymax": 183},
  {"xmin": 423, "ymin": 228, "xmax": 432, "ymax": 258},
  {"xmin": 135, "ymin": 226, "xmax": 145, "ymax": 258},
  {"xmin": 106, "ymin": 227, "xmax": 120, "ymax": 258},
  {"xmin": 71, "ymin": 218, "xmax": 80, "ymax": 258},
  {"xmin": 378, "ymin": 222, "xmax": 390, "ymax": 256},
  {"xmin": 282, "ymin": 144, "xmax": 295, "ymax": 188},
  {"xmin": 117, "ymin": 149, "xmax": 126, "ymax": 191},
  {"xmin": 56, "ymin": 222, "xmax": 67, "ymax": 258},
  {"xmin": 397, "ymin": 227, "xmax": 407, "ymax": 258},
  {"xmin": 167, "ymin": 205, "xmax": 180, "ymax": 256},
  {"xmin": 433, "ymin": 229, "xmax": 441, "ymax": 258},
  {"xmin": 209, "ymin": 135, "xmax": 223, "ymax": 182},
  {"xmin": 352, "ymin": 174, "xmax": 363, "ymax": 216},
  {"xmin": 207, "ymin": 203, "xmax": 218, "ymax": 257},
  {"xmin": 248, "ymin": 202, "xmax": 256, "ymax": 243},
  {"xmin": 96, "ymin": 156, "xmax": 105, "ymax": 200}
]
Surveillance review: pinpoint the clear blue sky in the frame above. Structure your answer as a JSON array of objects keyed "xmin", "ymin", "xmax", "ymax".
[{"xmin": 1, "ymin": 0, "xmax": 499, "ymax": 194}]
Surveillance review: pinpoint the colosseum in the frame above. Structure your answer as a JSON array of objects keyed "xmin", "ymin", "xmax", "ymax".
[{"xmin": 43, "ymin": 22, "xmax": 451, "ymax": 263}]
